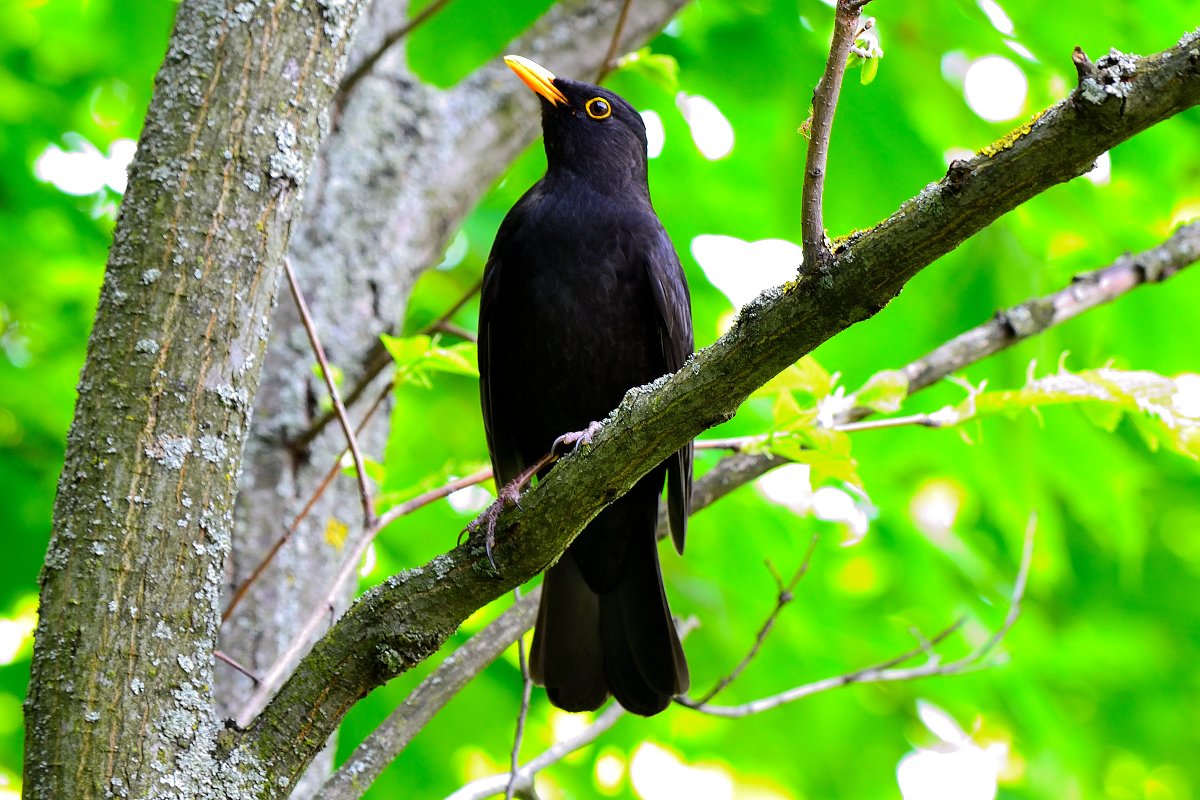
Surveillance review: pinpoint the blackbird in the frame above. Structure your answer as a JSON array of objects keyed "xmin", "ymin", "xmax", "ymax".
[{"xmin": 478, "ymin": 55, "xmax": 694, "ymax": 716}]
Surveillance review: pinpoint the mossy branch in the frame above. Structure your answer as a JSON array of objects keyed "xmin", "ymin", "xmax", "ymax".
[{"xmin": 232, "ymin": 32, "xmax": 1200, "ymax": 786}]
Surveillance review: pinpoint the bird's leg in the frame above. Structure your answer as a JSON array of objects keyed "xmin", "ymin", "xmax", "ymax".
[
  {"xmin": 466, "ymin": 457, "xmax": 549, "ymax": 573},
  {"xmin": 465, "ymin": 421, "xmax": 600, "ymax": 573},
  {"xmin": 552, "ymin": 420, "xmax": 604, "ymax": 456}
]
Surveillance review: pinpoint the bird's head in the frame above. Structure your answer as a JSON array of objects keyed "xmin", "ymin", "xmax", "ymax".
[{"xmin": 504, "ymin": 55, "xmax": 650, "ymax": 192}]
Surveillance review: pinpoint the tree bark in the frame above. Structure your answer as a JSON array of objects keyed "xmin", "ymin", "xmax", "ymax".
[{"xmin": 23, "ymin": 0, "xmax": 366, "ymax": 796}]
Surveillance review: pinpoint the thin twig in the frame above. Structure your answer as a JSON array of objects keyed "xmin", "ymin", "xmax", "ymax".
[
  {"xmin": 284, "ymin": 256, "xmax": 377, "ymax": 529},
  {"xmin": 429, "ymin": 320, "xmax": 477, "ymax": 342},
  {"xmin": 222, "ymin": 382, "xmax": 391, "ymax": 623},
  {"xmin": 801, "ymin": 0, "xmax": 872, "ymax": 271},
  {"xmin": 694, "ymin": 434, "xmax": 768, "ymax": 451},
  {"xmin": 377, "ymin": 467, "xmax": 493, "ymax": 530},
  {"xmin": 682, "ymin": 516, "xmax": 1036, "ymax": 718},
  {"xmin": 292, "ymin": 276, "xmax": 483, "ymax": 450},
  {"xmin": 446, "ymin": 703, "xmax": 626, "ymax": 800},
  {"xmin": 596, "ymin": 0, "xmax": 634, "ymax": 82},
  {"xmin": 970, "ymin": 512, "xmax": 1036, "ymax": 660},
  {"xmin": 505, "ymin": 589, "xmax": 534, "ymax": 800},
  {"xmin": 834, "ymin": 413, "xmax": 949, "ymax": 433},
  {"xmin": 214, "ymin": 649, "xmax": 261, "ymax": 685},
  {"xmin": 696, "ymin": 409, "xmax": 948, "ymax": 452},
  {"xmin": 335, "ymin": 0, "xmax": 455, "ymax": 107},
  {"xmin": 690, "ymin": 536, "xmax": 819, "ymax": 706},
  {"xmin": 446, "ymin": 617, "xmax": 701, "ymax": 800},
  {"xmin": 852, "ymin": 617, "xmax": 967, "ymax": 674}
]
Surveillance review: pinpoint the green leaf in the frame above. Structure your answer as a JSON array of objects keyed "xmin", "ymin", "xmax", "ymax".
[
  {"xmin": 753, "ymin": 356, "xmax": 834, "ymax": 408},
  {"xmin": 766, "ymin": 427, "xmax": 860, "ymax": 486},
  {"xmin": 616, "ymin": 48, "xmax": 680, "ymax": 92},
  {"xmin": 380, "ymin": 333, "xmax": 429, "ymax": 369},
  {"xmin": 425, "ymin": 341, "xmax": 479, "ymax": 378},
  {"xmin": 381, "ymin": 333, "xmax": 480, "ymax": 387},
  {"xmin": 860, "ymin": 54, "xmax": 879, "ymax": 85},
  {"xmin": 770, "ymin": 389, "xmax": 815, "ymax": 431},
  {"xmin": 852, "ymin": 369, "xmax": 909, "ymax": 414},
  {"xmin": 931, "ymin": 365, "xmax": 1200, "ymax": 460}
]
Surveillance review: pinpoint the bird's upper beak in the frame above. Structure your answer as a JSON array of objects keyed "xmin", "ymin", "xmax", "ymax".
[{"xmin": 504, "ymin": 55, "xmax": 569, "ymax": 107}]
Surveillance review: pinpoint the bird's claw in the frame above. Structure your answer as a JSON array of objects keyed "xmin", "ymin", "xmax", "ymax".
[
  {"xmin": 465, "ymin": 475, "xmax": 527, "ymax": 575},
  {"xmin": 466, "ymin": 503, "xmax": 503, "ymax": 574},
  {"xmin": 552, "ymin": 420, "xmax": 604, "ymax": 456}
]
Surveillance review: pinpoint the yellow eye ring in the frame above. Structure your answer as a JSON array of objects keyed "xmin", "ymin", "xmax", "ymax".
[{"xmin": 585, "ymin": 97, "xmax": 612, "ymax": 120}]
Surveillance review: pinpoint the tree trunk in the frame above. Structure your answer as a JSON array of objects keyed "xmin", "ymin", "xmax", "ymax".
[{"xmin": 23, "ymin": 0, "xmax": 365, "ymax": 796}]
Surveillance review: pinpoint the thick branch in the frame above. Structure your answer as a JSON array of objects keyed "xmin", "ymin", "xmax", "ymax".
[
  {"xmin": 284, "ymin": 256, "xmax": 376, "ymax": 528},
  {"xmin": 233, "ymin": 32, "xmax": 1200, "ymax": 784},
  {"xmin": 899, "ymin": 219, "xmax": 1200, "ymax": 395},
  {"xmin": 698, "ymin": 216, "xmax": 1200, "ymax": 487},
  {"xmin": 314, "ymin": 595, "xmax": 540, "ymax": 800}
]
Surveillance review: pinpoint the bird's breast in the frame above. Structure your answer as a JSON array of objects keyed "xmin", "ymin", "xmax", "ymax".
[{"xmin": 489, "ymin": 197, "xmax": 665, "ymax": 450}]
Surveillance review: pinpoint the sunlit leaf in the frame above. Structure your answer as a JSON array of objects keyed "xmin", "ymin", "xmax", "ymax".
[
  {"xmin": 381, "ymin": 333, "xmax": 480, "ymax": 387},
  {"xmin": 859, "ymin": 55, "xmax": 880, "ymax": 85},
  {"xmin": 617, "ymin": 48, "xmax": 680, "ymax": 92},
  {"xmin": 928, "ymin": 365, "xmax": 1200, "ymax": 460},
  {"xmin": 852, "ymin": 369, "xmax": 909, "ymax": 414},
  {"xmin": 753, "ymin": 356, "xmax": 834, "ymax": 407}
]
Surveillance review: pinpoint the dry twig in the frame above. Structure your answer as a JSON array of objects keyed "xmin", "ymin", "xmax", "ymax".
[
  {"xmin": 284, "ymin": 256, "xmax": 376, "ymax": 529},
  {"xmin": 680, "ymin": 515, "xmax": 1036, "ymax": 718}
]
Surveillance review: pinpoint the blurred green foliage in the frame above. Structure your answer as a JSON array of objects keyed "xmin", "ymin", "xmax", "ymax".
[{"xmin": 4, "ymin": 0, "xmax": 1199, "ymax": 798}]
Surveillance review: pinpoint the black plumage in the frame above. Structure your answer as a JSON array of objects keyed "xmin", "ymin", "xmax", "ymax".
[{"xmin": 478, "ymin": 56, "xmax": 693, "ymax": 716}]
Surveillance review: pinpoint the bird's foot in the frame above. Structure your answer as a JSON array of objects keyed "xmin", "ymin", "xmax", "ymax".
[
  {"xmin": 465, "ymin": 464, "xmax": 539, "ymax": 574},
  {"xmin": 465, "ymin": 502, "xmax": 505, "ymax": 574},
  {"xmin": 552, "ymin": 420, "xmax": 604, "ymax": 456}
]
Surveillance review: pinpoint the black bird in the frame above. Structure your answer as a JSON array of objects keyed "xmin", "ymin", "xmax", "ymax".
[{"xmin": 478, "ymin": 55, "xmax": 693, "ymax": 716}]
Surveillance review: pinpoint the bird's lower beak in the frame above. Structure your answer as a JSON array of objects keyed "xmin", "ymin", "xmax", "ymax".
[{"xmin": 504, "ymin": 55, "xmax": 569, "ymax": 107}]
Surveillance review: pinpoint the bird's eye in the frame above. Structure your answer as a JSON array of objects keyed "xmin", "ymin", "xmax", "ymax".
[{"xmin": 585, "ymin": 97, "xmax": 612, "ymax": 120}]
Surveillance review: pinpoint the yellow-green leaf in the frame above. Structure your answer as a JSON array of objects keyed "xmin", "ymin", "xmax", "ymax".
[{"xmin": 853, "ymin": 369, "xmax": 909, "ymax": 414}]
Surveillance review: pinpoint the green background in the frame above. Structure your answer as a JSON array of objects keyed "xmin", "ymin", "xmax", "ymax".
[{"xmin": 3, "ymin": 0, "xmax": 1198, "ymax": 797}]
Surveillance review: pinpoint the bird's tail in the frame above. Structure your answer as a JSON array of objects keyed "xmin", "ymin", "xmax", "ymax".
[
  {"xmin": 600, "ymin": 529, "xmax": 689, "ymax": 715},
  {"xmin": 530, "ymin": 519, "xmax": 688, "ymax": 716}
]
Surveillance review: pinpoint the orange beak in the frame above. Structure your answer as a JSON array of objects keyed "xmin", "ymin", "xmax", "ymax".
[{"xmin": 504, "ymin": 55, "xmax": 569, "ymax": 107}]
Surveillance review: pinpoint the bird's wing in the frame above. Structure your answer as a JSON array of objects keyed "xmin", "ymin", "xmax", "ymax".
[
  {"xmin": 643, "ymin": 224, "xmax": 694, "ymax": 554},
  {"xmin": 478, "ymin": 207, "xmax": 530, "ymax": 487}
]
